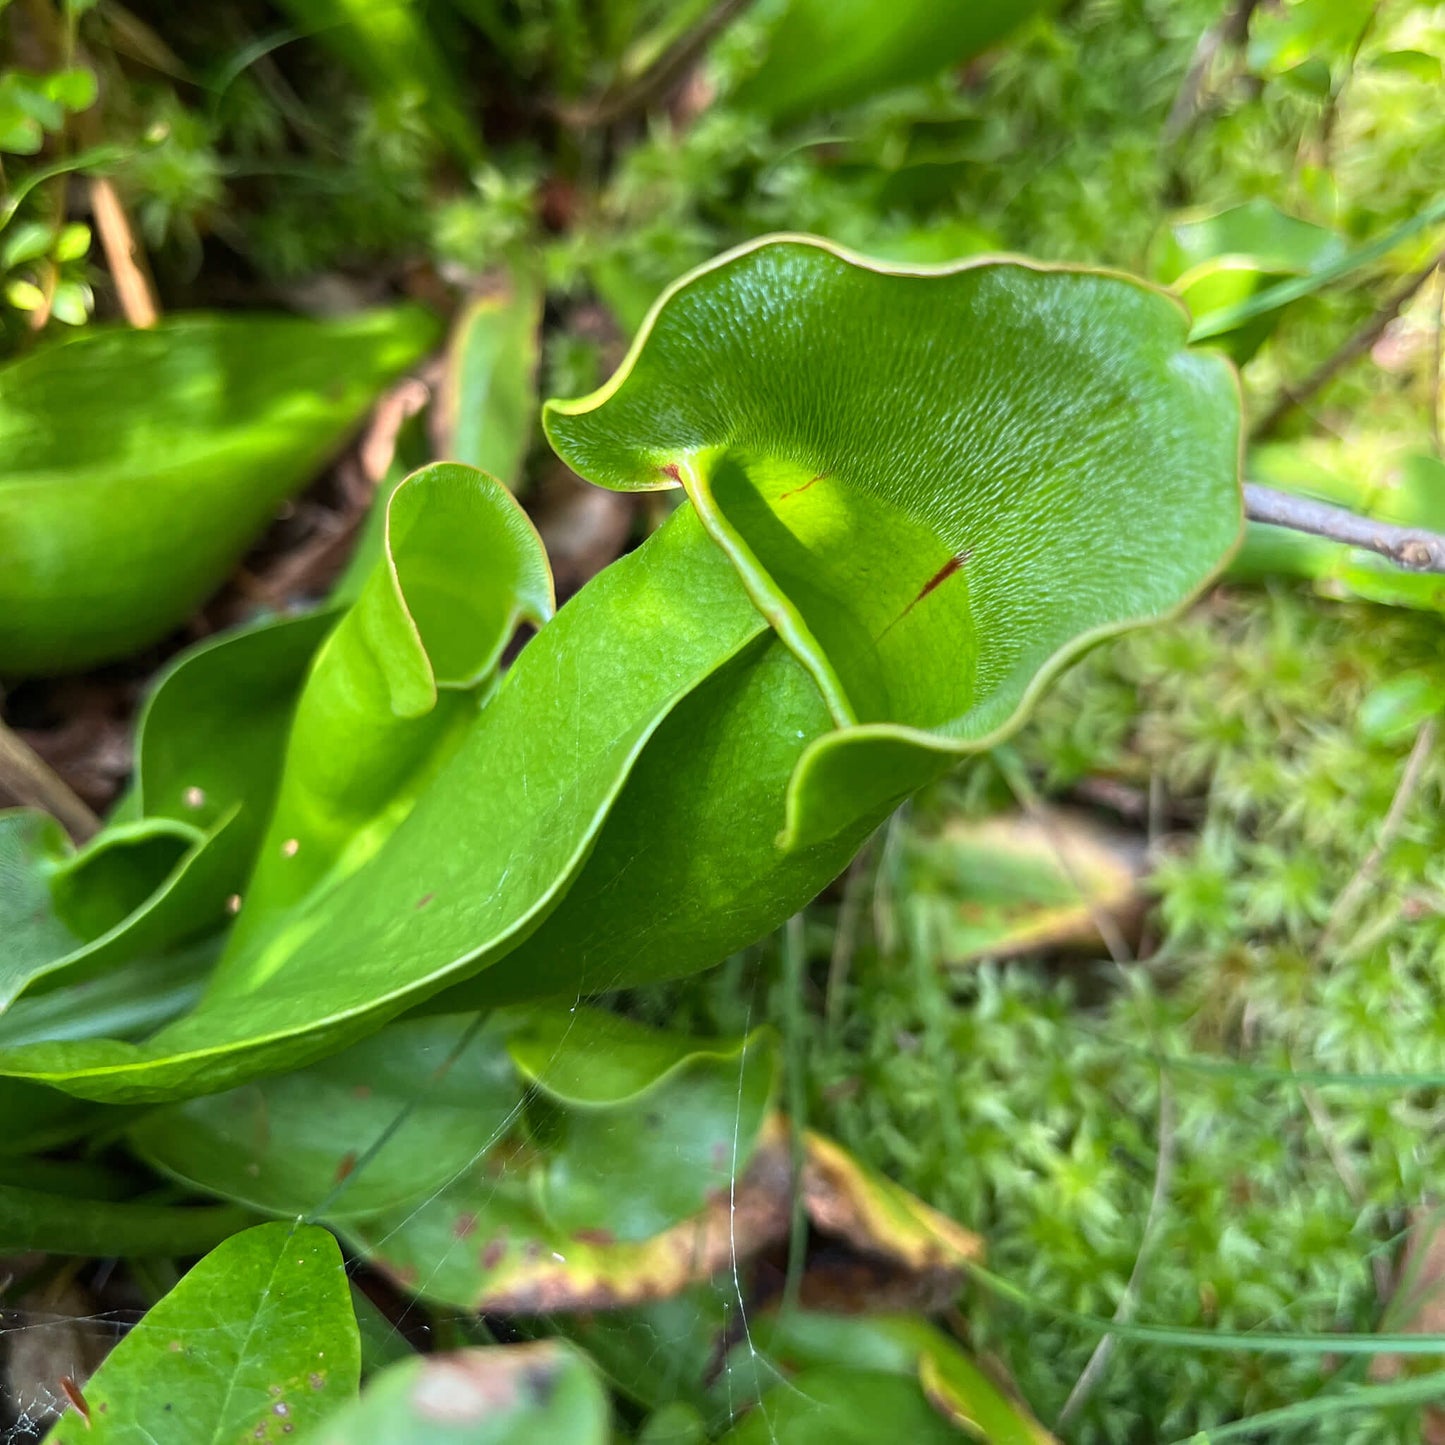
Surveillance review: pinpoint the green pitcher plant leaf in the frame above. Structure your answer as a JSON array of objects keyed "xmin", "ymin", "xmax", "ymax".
[
  {"xmin": 42, "ymin": 1221, "xmax": 359, "ymax": 1444},
  {"xmin": 719, "ymin": 1367, "xmax": 965, "ymax": 1444},
  {"xmin": 0, "ymin": 307, "xmax": 437, "ymax": 675},
  {"xmin": 309, "ymin": 1342, "xmax": 610, "ymax": 1445},
  {"xmin": 440, "ymin": 270, "xmax": 545, "ymax": 488},
  {"xmin": 0, "ymin": 237, "xmax": 1240, "ymax": 1103},
  {"xmin": 347, "ymin": 1111, "xmax": 977, "ymax": 1318},
  {"xmin": 225, "ymin": 463, "xmax": 553, "ymax": 949},
  {"xmin": 0, "ymin": 612, "xmax": 330, "ymax": 1009}
]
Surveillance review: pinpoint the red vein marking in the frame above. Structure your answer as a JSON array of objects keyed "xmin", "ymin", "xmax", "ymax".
[
  {"xmin": 59, "ymin": 1377, "xmax": 90, "ymax": 1424},
  {"xmin": 878, "ymin": 549, "xmax": 973, "ymax": 641},
  {"xmin": 660, "ymin": 462, "xmax": 682, "ymax": 483},
  {"xmin": 779, "ymin": 470, "xmax": 831, "ymax": 500}
]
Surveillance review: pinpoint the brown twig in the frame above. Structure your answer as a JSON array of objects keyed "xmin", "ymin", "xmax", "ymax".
[
  {"xmin": 0, "ymin": 718, "xmax": 101, "ymax": 843},
  {"xmin": 1243, "ymin": 483, "xmax": 1445, "ymax": 573},
  {"xmin": 88, "ymin": 175, "xmax": 159, "ymax": 328},
  {"xmin": 1253, "ymin": 253, "xmax": 1444, "ymax": 438},
  {"xmin": 557, "ymin": 0, "xmax": 755, "ymax": 128}
]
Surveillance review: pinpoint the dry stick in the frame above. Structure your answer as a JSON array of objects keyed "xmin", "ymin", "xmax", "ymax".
[
  {"xmin": 1243, "ymin": 483, "xmax": 1445, "ymax": 574},
  {"xmin": 1253, "ymin": 253, "xmax": 1444, "ymax": 440},
  {"xmin": 0, "ymin": 718, "xmax": 101, "ymax": 843},
  {"xmin": 1057, "ymin": 1077, "xmax": 1176, "ymax": 1429},
  {"xmin": 559, "ymin": 0, "xmax": 756, "ymax": 127},
  {"xmin": 88, "ymin": 175, "xmax": 159, "ymax": 329}
]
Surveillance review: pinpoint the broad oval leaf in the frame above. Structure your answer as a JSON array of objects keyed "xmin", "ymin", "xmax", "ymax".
[
  {"xmin": 0, "ymin": 307, "xmax": 437, "ymax": 675},
  {"xmin": 0, "ymin": 238, "xmax": 1239, "ymax": 1102},
  {"xmin": 43, "ymin": 1221, "xmax": 359, "ymax": 1443},
  {"xmin": 130, "ymin": 1014, "xmax": 521, "ymax": 1222},
  {"xmin": 131, "ymin": 1006, "xmax": 772, "ymax": 1248},
  {"xmin": 310, "ymin": 1342, "xmax": 609, "ymax": 1445}
]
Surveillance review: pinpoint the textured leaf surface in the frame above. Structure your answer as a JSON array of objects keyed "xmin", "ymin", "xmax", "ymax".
[
  {"xmin": 310, "ymin": 1342, "xmax": 609, "ymax": 1445},
  {"xmin": 44, "ymin": 1222, "xmax": 358, "ymax": 1443},
  {"xmin": 0, "ymin": 308, "xmax": 436, "ymax": 674}
]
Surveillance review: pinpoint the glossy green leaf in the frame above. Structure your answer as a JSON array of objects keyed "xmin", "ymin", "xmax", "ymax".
[
  {"xmin": 0, "ymin": 943, "xmax": 211, "ymax": 1049},
  {"xmin": 507, "ymin": 1010, "xmax": 777, "ymax": 1242},
  {"xmin": 0, "ymin": 308, "xmax": 437, "ymax": 675},
  {"xmin": 732, "ymin": 0, "xmax": 1056, "ymax": 122},
  {"xmin": 310, "ymin": 1342, "xmax": 609, "ymax": 1445},
  {"xmin": 441, "ymin": 271, "xmax": 544, "ymax": 487},
  {"xmin": 43, "ymin": 1221, "xmax": 358, "ymax": 1443},
  {"xmin": 226, "ymin": 464, "xmax": 552, "ymax": 948},
  {"xmin": 0, "ymin": 238, "xmax": 1238, "ymax": 1102}
]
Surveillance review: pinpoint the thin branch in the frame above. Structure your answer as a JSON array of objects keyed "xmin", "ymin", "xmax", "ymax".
[
  {"xmin": 1254, "ymin": 251, "xmax": 1443, "ymax": 438},
  {"xmin": 0, "ymin": 718, "xmax": 101, "ymax": 842},
  {"xmin": 557, "ymin": 0, "xmax": 755, "ymax": 128},
  {"xmin": 88, "ymin": 175, "xmax": 160, "ymax": 328},
  {"xmin": 1243, "ymin": 483, "xmax": 1445, "ymax": 573}
]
